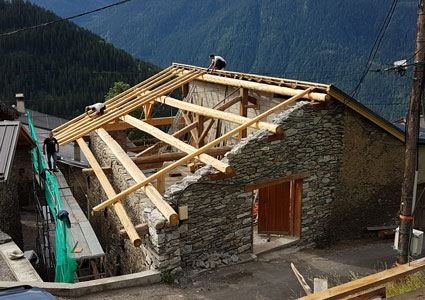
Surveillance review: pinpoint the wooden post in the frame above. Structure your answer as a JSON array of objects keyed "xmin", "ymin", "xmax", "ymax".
[
  {"xmin": 73, "ymin": 142, "xmax": 81, "ymax": 162},
  {"xmin": 182, "ymin": 83, "xmax": 189, "ymax": 98},
  {"xmin": 157, "ymin": 165, "xmax": 165, "ymax": 194},
  {"xmin": 239, "ymin": 88, "xmax": 248, "ymax": 141},
  {"xmin": 397, "ymin": 0, "xmax": 425, "ymax": 265}
]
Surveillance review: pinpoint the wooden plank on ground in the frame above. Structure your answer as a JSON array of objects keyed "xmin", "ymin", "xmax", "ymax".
[{"xmin": 297, "ymin": 257, "xmax": 425, "ymax": 300}]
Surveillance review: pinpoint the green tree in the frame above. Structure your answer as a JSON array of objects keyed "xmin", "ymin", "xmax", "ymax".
[{"xmin": 104, "ymin": 81, "xmax": 130, "ymax": 100}]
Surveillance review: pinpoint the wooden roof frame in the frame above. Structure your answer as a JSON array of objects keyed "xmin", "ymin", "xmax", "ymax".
[{"xmin": 53, "ymin": 63, "xmax": 404, "ymax": 245}]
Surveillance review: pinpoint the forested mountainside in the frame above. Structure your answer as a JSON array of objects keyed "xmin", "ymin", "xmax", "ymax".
[
  {"xmin": 30, "ymin": 0, "xmax": 418, "ymax": 121},
  {"xmin": 0, "ymin": 0, "xmax": 160, "ymax": 119}
]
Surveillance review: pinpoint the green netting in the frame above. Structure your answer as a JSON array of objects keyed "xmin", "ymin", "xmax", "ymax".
[{"xmin": 28, "ymin": 112, "xmax": 77, "ymax": 283}]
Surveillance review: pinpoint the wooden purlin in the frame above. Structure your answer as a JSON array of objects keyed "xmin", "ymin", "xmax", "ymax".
[
  {"xmin": 55, "ymin": 67, "xmax": 180, "ymax": 141},
  {"xmin": 92, "ymin": 88, "xmax": 312, "ymax": 212},
  {"xmin": 53, "ymin": 66, "xmax": 174, "ymax": 135},
  {"xmin": 121, "ymin": 115, "xmax": 233, "ymax": 174},
  {"xmin": 55, "ymin": 68, "xmax": 203, "ymax": 145},
  {"xmin": 156, "ymin": 95, "xmax": 282, "ymax": 134},
  {"xmin": 97, "ymin": 128, "xmax": 178, "ymax": 225},
  {"xmin": 76, "ymin": 138, "xmax": 142, "ymax": 247}
]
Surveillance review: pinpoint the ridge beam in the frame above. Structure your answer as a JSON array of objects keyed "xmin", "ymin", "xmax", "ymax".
[{"xmin": 177, "ymin": 69, "xmax": 330, "ymax": 102}]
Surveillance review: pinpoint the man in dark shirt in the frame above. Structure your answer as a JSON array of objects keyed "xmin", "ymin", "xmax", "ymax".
[{"xmin": 43, "ymin": 131, "xmax": 59, "ymax": 172}]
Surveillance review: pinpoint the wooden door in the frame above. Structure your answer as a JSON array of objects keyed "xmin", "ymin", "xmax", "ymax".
[{"xmin": 258, "ymin": 181, "xmax": 291, "ymax": 234}]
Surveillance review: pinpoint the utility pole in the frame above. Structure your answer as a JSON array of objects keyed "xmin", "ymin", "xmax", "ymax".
[{"xmin": 397, "ymin": 0, "xmax": 425, "ymax": 265}]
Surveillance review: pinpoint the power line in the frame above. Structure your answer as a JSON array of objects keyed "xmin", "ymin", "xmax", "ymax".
[{"xmin": 0, "ymin": 0, "xmax": 131, "ymax": 39}]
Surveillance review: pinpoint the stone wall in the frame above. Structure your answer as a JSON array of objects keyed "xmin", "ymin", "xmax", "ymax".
[
  {"xmin": 165, "ymin": 99, "xmax": 345, "ymax": 270},
  {"xmin": 87, "ymin": 133, "xmax": 181, "ymax": 276},
  {"xmin": 188, "ymin": 81, "xmax": 285, "ymax": 145},
  {"xmin": 0, "ymin": 149, "xmax": 29, "ymax": 249},
  {"xmin": 331, "ymin": 108, "xmax": 404, "ymax": 240}
]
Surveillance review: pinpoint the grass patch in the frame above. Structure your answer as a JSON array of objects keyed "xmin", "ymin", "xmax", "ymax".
[{"xmin": 386, "ymin": 271, "xmax": 425, "ymax": 297}]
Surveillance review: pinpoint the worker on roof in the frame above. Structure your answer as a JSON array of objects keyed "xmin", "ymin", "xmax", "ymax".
[
  {"xmin": 208, "ymin": 54, "xmax": 227, "ymax": 72},
  {"xmin": 85, "ymin": 103, "xmax": 106, "ymax": 117}
]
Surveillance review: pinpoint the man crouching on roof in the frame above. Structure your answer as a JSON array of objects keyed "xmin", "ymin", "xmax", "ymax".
[{"xmin": 85, "ymin": 103, "xmax": 106, "ymax": 117}]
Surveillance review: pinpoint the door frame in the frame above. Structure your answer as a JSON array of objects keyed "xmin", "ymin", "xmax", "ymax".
[{"xmin": 245, "ymin": 172, "xmax": 309, "ymax": 237}]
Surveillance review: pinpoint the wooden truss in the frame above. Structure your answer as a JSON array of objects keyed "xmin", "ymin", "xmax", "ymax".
[{"xmin": 53, "ymin": 63, "xmax": 327, "ymax": 247}]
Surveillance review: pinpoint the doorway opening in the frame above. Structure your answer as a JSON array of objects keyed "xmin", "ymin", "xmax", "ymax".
[{"xmin": 246, "ymin": 175, "xmax": 306, "ymax": 255}]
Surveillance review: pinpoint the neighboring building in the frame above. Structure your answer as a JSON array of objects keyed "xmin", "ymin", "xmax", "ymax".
[
  {"xmin": 53, "ymin": 64, "xmax": 423, "ymax": 276},
  {"xmin": 0, "ymin": 121, "xmax": 35, "ymax": 248}
]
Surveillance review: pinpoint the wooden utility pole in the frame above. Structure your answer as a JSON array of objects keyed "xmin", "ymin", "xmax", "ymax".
[{"xmin": 397, "ymin": 0, "xmax": 425, "ymax": 265}]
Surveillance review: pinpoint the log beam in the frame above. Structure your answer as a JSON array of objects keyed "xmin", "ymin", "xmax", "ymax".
[
  {"xmin": 76, "ymin": 138, "xmax": 142, "ymax": 247},
  {"xmin": 120, "ymin": 223, "xmax": 149, "ymax": 238},
  {"xmin": 97, "ymin": 128, "xmax": 178, "ymax": 225},
  {"xmin": 132, "ymin": 146, "xmax": 232, "ymax": 164},
  {"xmin": 93, "ymin": 88, "xmax": 312, "ymax": 211},
  {"xmin": 156, "ymin": 96, "xmax": 282, "ymax": 134},
  {"xmin": 179, "ymin": 70, "xmax": 330, "ymax": 102},
  {"xmin": 122, "ymin": 115, "xmax": 233, "ymax": 174}
]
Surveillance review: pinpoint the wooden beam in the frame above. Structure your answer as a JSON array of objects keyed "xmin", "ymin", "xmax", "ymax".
[
  {"xmin": 56, "ymin": 66, "xmax": 178, "ymax": 139},
  {"xmin": 92, "ymin": 88, "xmax": 312, "ymax": 211},
  {"xmin": 83, "ymin": 162, "xmax": 164, "ymax": 176},
  {"xmin": 97, "ymin": 128, "xmax": 178, "ymax": 225},
  {"xmin": 244, "ymin": 173, "xmax": 311, "ymax": 192},
  {"xmin": 132, "ymin": 146, "xmax": 232, "ymax": 164},
  {"xmin": 58, "ymin": 69, "xmax": 203, "ymax": 146},
  {"xmin": 120, "ymin": 223, "xmax": 149, "ymax": 238},
  {"xmin": 156, "ymin": 96, "xmax": 282, "ymax": 134},
  {"xmin": 76, "ymin": 138, "xmax": 142, "ymax": 247},
  {"xmin": 53, "ymin": 66, "xmax": 175, "ymax": 134},
  {"xmin": 198, "ymin": 119, "xmax": 215, "ymax": 144},
  {"xmin": 239, "ymin": 88, "xmax": 248, "ymax": 141},
  {"xmin": 178, "ymin": 70, "xmax": 330, "ymax": 102},
  {"xmin": 122, "ymin": 115, "xmax": 233, "ymax": 174},
  {"xmin": 82, "ymin": 167, "xmax": 112, "ymax": 176},
  {"xmin": 298, "ymin": 257, "xmax": 425, "ymax": 300},
  {"xmin": 127, "ymin": 145, "xmax": 151, "ymax": 152}
]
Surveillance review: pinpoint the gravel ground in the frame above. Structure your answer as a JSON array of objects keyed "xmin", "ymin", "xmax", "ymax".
[{"xmin": 59, "ymin": 238, "xmax": 409, "ymax": 300}]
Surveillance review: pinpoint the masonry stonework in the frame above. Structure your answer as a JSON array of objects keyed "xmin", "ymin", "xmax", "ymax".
[
  {"xmin": 87, "ymin": 132, "xmax": 181, "ymax": 276},
  {"xmin": 87, "ymin": 89, "xmax": 406, "ymax": 275}
]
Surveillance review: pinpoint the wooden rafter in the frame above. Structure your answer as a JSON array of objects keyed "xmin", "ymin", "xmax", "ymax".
[
  {"xmin": 97, "ymin": 128, "xmax": 178, "ymax": 225},
  {"xmin": 121, "ymin": 115, "xmax": 233, "ymax": 174},
  {"xmin": 55, "ymin": 68, "xmax": 204, "ymax": 146},
  {"xmin": 92, "ymin": 88, "xmax": 312, "ymax": 211},
  {"xmin": 76, "ymin": 138, "xmax": 142, "ymax": 247}
]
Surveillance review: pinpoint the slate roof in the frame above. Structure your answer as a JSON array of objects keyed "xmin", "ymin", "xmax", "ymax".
[{"xmin": 0, "ymin": 121, "xmax": 35, "ymax": 183}]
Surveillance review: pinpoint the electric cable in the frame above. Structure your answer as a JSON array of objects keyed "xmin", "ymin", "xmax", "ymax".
[{"xmin": 0, "ymin": 0, "xmax": 131, "ymax": 39}]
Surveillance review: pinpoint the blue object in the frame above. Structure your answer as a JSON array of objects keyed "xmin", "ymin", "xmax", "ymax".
[{"xmin": 0, "ymin": 285, "xmax": 56, "ymax": 299}]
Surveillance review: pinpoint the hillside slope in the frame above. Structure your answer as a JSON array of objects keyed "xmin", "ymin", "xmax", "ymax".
[
  {"xmin": 30, "ymin": 0, "xmax": 417, "ymax": 121},
  {"xmin": 0, "ymin": 0, "xmax": 160, "ymax": 119}
]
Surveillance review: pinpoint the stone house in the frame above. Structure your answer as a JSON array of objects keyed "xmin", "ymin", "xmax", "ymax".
[
  {"xmin": 54, "ymin": 64, "xmax": 422, "ymax": 276},
  {"xmin": 0, "ymin": 120, "xmax": 36, "ymax": 249}
]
